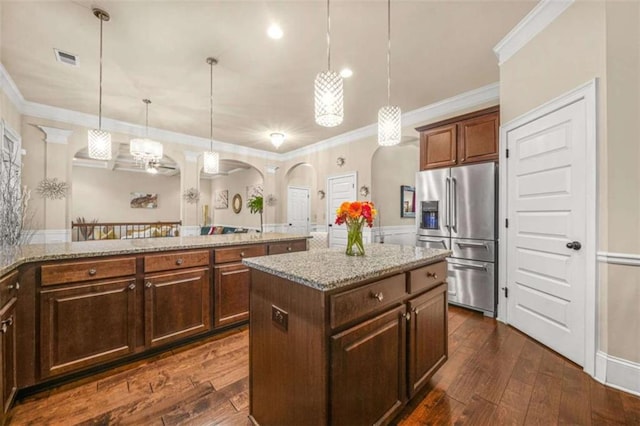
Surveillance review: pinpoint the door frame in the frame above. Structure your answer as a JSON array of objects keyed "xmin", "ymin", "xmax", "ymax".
[
  {"xmin": 498, "ymin": 79, "xmax": 598, "ymax": 376},
  {"xmin": 326, "ymin": 172, "xmax": 357, "ymax": 246},
  {"xmin": 287, "ymin": 185, "xmax": 310, "ymax": 234}
]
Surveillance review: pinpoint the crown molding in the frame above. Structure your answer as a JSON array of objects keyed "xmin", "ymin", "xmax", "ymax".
[
  {"xmin": 279, "ymin": 82, "xmax": 499, "ymax": 161},
  {"xmin": 1, "ymin": 63, "xmax": 498, "ymax": 164},
  {"xmin": 493, "ymin": 0, "xmax": 574, "ymax": 66},
  {"xmin": 36, "ymin": 125, "xmax": 73, "ymax": 144}
]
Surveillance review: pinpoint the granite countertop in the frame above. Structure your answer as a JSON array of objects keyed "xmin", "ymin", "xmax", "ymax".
[
  {"xmin": 242, "ymin": 244, "xmax": 451, "ymax": 291},
  {"xmin": 0, "ymin": 233, "xmax": 309, "ymax": 276}
]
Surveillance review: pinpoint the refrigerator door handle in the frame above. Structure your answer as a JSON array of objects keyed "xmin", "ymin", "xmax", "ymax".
[
  {"xmin": 452, "ymin": 177, "xmax": 458, "ymax": 232},
  {"xmin": 417, "ymin": 238, "xmax": 448, "ymax": 249},
  {"xmin": 455, "ymin": 241, "xmax": 488, "ymax": 250},
  {"xmin": 445, "ymin": 176, "xmax": 451, "ymax": 230},
  {"xmin": 451, "ymin": 262, "xmax": 489, "ymax": 272}
]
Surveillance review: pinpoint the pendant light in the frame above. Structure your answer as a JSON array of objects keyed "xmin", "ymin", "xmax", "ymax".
[
  {"xmin": 87, "ymin": 8, "xmax": 112, "ymax": 160},
  {"xmin": 378, "ymin": 0, "xmax": 401, "ymax": 146},
  {"xmin": 203, "ymin": 57, "xmax": 220, "ymax": 174},
  {"xmin": 314, "ymin": 0, "xmax": 343, "ymax": 127},
  {"xmin": 130, "ymin": 99, "xmax": 163, "ymax": 167}
]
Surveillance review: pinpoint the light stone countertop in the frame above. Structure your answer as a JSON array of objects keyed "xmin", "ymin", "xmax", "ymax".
[
  {"xmin": 0, "ymin": 233, "xmax": 309, "ymax": 276},
  {"xmin": 242, "ymin": 244, "xmax": 451, "ymax": 291}
]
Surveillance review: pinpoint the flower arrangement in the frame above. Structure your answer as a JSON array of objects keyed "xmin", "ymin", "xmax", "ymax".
[{"xmin": 335, "ymin": 201, "xmax": 377, "ymax": 256}]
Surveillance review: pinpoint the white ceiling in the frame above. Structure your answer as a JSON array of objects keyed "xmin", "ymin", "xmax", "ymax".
[{"xmin": 1, "ymin": 0, "xmax": 535, "ymax": 153}]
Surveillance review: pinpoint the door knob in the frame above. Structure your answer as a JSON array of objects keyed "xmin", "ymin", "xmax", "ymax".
[{"xmin": 566, "ymin": 241, "xmax": 582, "ymax": 251}]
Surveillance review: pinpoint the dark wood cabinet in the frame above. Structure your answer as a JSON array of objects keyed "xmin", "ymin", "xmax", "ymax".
[
  {"xmin": 0, "ymin": 297, "xmax": 16, "ymax": 420},
  {"xmin": 417, "ymin": 106, "xmax": 499, "ymax": 170},
  {"xmin": 213, "ymin": 263, "xmax": 250, "ymax": 328},
  {"xmin": 39, "ymin": 278, "xmax": 137, "ymax": 378},
  {"xmin": 331, "ymin": 305, "xmax": 407, "ymax": 426},
  {"xmin": 407, "ymin": 283, "xmax": 448, "ymax": 397},
  {"xmin": 144, "ymin": 268, "xmax": 211, "ymax": 347}
]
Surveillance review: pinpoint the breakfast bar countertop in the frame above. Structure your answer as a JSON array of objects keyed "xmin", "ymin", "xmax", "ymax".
[
  {"xmin": 0, "ymin": 233, "xmax": 310, "ymax": 276},
  {"xmin": 242, "ymin": 244, "xmax": 451, "ymax": 291}
]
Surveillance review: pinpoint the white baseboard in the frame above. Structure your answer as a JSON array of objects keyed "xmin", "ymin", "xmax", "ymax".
[
  {"xmin": 372, "ymin": 225, "xmax": 416, "ymax": 245},
  {"xmin": 28, "ymin": 229, "xmax": 70, "ymax": 244},
  {"xmin": 595, "ymin": 351, "xmax": 640, "ymax": 397}
]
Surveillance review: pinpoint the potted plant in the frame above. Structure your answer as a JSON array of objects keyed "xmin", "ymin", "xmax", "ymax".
[{"xmin": 247, "ymin": 195, "xmax": 264, "ymax": 232}]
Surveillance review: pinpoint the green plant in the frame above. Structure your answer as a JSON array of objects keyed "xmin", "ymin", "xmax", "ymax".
[{"xmin": 247, "ymin": 195, "xmax": 264, "ymax": 232}]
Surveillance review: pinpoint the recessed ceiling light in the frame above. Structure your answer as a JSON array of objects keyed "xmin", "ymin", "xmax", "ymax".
[
  {"xmin": 267, "ymin": 24, "xmax": 283, "ymax": 39},
  {"xmin": 340, "ymin": 68, "xmax": 353, "ymax": 78}
]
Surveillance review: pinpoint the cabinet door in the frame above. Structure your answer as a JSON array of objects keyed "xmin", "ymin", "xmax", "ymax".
[
  {"xmin": 40, "ymin": 278, "xmax": 137, "ymax": 378},
  {"xmin": 407, "ymin": 283, "xmax": 448, "ymax": 397},
  {"xmin": 144, "ymin": 268, "xmax": 211, "ymax": 348},
  {"xmin": 214, "ymin": 263, "xmax": 250, "ymax": 328},
  {"xmin": 420, "ymin": 124, "xmax": 457, "ymax": 170},
  {"xmin": 331, "ymin": 305, "xmax": 407, "ymax": 426},
  {"xmin": 457, "ymin": 111, "xmax": 499, "ymax": 165},
  {"xmin": 0, "ymin": 298, "xmax": 16, "ymax": 415}
]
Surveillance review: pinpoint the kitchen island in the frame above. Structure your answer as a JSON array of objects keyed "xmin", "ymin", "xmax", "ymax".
[{"xmin": 243, "ymin": 244, "xmax": 450, "ymax": 426}]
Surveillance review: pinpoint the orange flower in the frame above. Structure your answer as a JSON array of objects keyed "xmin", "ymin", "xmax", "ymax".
[{"xmin": 348, "ymin": 201, "xmax": 362, "ymax": 218}]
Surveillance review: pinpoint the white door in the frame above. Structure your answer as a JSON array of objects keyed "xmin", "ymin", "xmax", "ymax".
[
  {"xmin": 327, "ymin": 173, "xmax": 356, "ymax": 247},
  {"xmin": 506, "ymin": 99, "xmax": 587, "ymax": 366},
  {"xmin": 287, "ymin": 186, "xmax": 309, "ymax": 235}
]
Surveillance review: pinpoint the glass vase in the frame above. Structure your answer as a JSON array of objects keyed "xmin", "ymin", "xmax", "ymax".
[{"xmin": 346, "ymin": 221, "xmax": 365, "ymax": 256}]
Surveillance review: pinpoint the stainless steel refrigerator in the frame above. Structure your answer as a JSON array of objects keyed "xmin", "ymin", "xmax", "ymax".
[{"xmin": 415, "ymin": 162, "xmax": 497, "ymax": 316}]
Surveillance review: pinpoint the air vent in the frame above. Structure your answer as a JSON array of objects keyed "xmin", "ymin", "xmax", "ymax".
[{"xmin": 54, "ymin": 49, "xmax": 79, "ymax": 67}]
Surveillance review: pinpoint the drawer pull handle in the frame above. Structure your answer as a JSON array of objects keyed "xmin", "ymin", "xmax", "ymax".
[
  {"xmin": 1, "ymin": 316, "xmax": 13, "ymax": 333},
  {"xmin": 371, "ymin": 292, "xmax": 384, "ymax": 302},
  {"xmin": 413, "ymin": 308, "xmax": 420, "ymax": 316},
  {"xmin": 145, "ymin": 282, "xmax": 153, "ymax": 288},
  {"xmin": 8, "ymin": 282, "xmax": 20, "ymax": 291},
  {"xmin": 287, "ymin": 247, "xmax": 292, "ymax": 251},
  {"xmin": 402, "ymin": 312, "xmax": 411, "ymax": 321},
  {"xmin": 88, "ymin": 268, "xmax": 97, "ymax": 276},
  {"xmin": 176, "ymin": 258, "xmax": 184, "ymax": 265},
  {"xmin": 128, "ymin": 283, "xmax": 136, "ymax": 291},
  {"xmin": 426, "ymin": 271, "xmax": 438, "ymax": 279},
  {"xmin": 240, "ymin": 251, "xmax": 246, "ymax": 257}
]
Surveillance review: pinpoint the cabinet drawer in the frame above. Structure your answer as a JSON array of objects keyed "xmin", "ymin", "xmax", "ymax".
[
  {"xmin": 144, "ymin": 250, "xmax": 210, "ymax": 273},
  {"xmin": 41, "ymin": 257, "xmax": 136, "ymax": 286},
  {"xmin": 214, "ymin": 245, "xmax": 267, "ymax": 264},
  {"xmin": 407, "ymin": 261, "xmax": 446, "ymax": 294},
  {"xmin": 268, "ymin": 240, "xmax": 307, "ymax": 255},
  {"xmin": 330, "ymin": 274, "xmax": 406, "ymax": 329},
  {"xmin": 0, "ymin": 270, "xmax": 18, "ymax": 307}
]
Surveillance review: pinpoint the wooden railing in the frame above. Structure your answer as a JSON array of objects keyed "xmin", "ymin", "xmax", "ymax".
[{"xmin": 71, "ymin": 221, "xmax": 182, "ymax": 242}]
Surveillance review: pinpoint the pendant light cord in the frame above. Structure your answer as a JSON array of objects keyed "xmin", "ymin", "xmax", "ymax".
[
  {"xmin": 98, "ymin": 15, "xmax": 104, "ymax": 129},
  {"xmin": 210, "ymin": 61, "xmax": 214, "ymax": 152},
  {"xmin": 326, "ymin": 0, "xmax": 331, "ymax": 71},
  {"xmin": 387, "ymin": 0, "xmax": 391, "ymax": 105}
]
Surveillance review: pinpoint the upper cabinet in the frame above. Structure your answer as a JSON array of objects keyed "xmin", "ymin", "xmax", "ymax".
[{"xmin": 417, "ymin": 106, "xmax": 499, "ymax": 170}]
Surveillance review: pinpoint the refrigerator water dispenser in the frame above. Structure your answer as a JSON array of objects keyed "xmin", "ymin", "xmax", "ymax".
[{"xmin": 420, "ymin": 201, "xmax": 439, "ymax": 230}]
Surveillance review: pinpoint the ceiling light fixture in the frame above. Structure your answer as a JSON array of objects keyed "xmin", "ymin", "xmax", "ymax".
[
  {"xmin": 130, "ymin": 99, "xmax": 163, "ymax": 167},
  {"xmin": 145, "ymin": 161, "xmax": 159, "ymax": 174},
  {"xmin": 378, "ymin": 0, "xmax": 401, "ymax": 147},
  {"xmin": 339, "ymin": 68, "xmax": 353, "ymax": 78},
  {"xmin": 87, "ymin": 8, "xmax": 112, "ymax": 160},
  {"xmin": 203, "ymin": 57, "xmax": 220, "ymax": 174},
  {"xmin": 314, "ymin": 0, "xmax": 343, "ymax": 127},
  {"xmin": 267, "ymin": 23, "xmax": 283, "ymax": 39},
  {"xmin": 270, "ymin": 132, "xmax": 285, "ymax": 149}
]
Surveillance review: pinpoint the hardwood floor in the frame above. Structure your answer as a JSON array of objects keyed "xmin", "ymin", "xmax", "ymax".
[{"xmin": 8, "ymin": 307, "xmax": 640, "ymax": 425}]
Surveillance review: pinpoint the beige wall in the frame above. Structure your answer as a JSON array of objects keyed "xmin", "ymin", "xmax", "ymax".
[
  {"xmin": 500, "ymin": 0, "xmax": 640, "ymax": 363},
  {"xmin": 371, "ymin": 143, "xmax": 419, "ymax": 227},
  {"xmin": 71, "ymin": 166, "xmax": 180, "ymax": 223},
  {"xmin": 210, "ymin": 167, "xmax": 263, "ymax": 229}
]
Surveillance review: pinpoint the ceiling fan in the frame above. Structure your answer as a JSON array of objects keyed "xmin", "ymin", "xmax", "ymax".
[{"xmin": 145, "ymin": 160, "xmax": 177, "ymax": 174}]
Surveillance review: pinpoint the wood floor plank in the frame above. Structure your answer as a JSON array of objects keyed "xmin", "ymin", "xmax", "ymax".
[
  {"xmin": 524, "ymin": 372, "xmax": 563, "ymax": 425},
  {"xmin": 160, "ymin": 387, "xmax": 236, "ymax": 426},
  {"xmin": 558, "ymin": 362, "xmax": 592, "ymax": 425},
  {"xmin": 620, "ymin": 390, "xmax": 640, "ymax": 424},
  {"xmin": 590, "ymin": 380, "xmax": 627, "ymax": 425},
  {"xmin": 455, "ymin": 394, "xmax": 497, "ymax": 425},
  {"xmin": 494, "ymin": 376, "xmax": 534, "ymax": 426},
  {"xmin": 510, "ymin": 339, "xmax": 544, "ymax": 386}
]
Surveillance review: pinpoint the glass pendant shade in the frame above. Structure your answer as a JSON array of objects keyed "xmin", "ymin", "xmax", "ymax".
[
  {"xmin": 378, "ymin": 105, "xmax": 402, "ymax": 146},
  {"xmin": 270, "ymin": 132, "xmax": 285, "ymax": 148},
  {"xmin": 203, "ymin": 151, "xmax": 219, "ymax": 174},
  {"xmin": 314, "ymin": 70, "xmax": 343, "ymax": 127},
  {"xmin": 87, "ymin": 129, "xmax": 112, "ymax": 160},
  {"xmin": 130, "ymin": 138, "xmax": 163, "ymax": 165}
]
